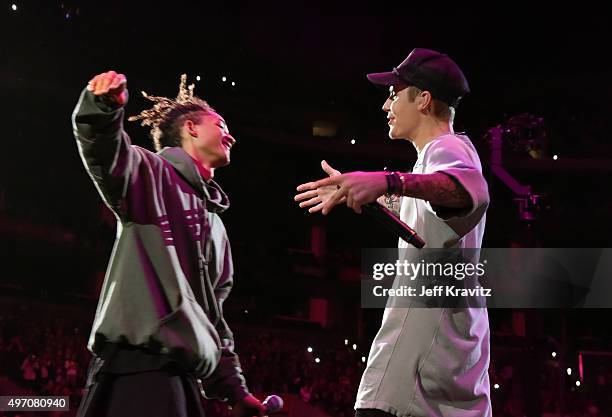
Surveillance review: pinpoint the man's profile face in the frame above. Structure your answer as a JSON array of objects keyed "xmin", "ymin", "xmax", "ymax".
[
  {"xmin": 191, "ymin": 112, "xmax": 236, "ymax": 168},
  {"xmin": 382, "ymin": 85, "xmax": 418, "ymax": 141}
]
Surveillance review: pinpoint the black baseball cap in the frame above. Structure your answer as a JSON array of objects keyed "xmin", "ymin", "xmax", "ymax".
[{"xmin": 367, "ymin": 48, "xmax": 470, "ymax": 107}]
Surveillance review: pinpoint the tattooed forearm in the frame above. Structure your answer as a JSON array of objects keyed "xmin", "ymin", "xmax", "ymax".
[{"xmin": 402, "ymin": 172, "xmax": 472, "ymax": 209}]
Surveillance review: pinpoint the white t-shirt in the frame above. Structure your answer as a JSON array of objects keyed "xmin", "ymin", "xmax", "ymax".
[
  {"xmin": 355, "ymin": 134, "xmax": 492, "ymax": 417},
  {"xmin": 398, "ymin": 133, "xmax": 489, "ymax": 249}
]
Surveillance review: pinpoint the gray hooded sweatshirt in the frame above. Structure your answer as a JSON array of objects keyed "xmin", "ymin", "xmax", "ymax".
[{"xmin": 72, "ymin": 87, "xmax": 249, "ymax": 404}]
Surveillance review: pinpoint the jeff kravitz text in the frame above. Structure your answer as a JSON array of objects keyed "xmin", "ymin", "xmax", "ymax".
[{"xmin": 372, "ymin": 285, "xmax": 492, "ymax": 297}]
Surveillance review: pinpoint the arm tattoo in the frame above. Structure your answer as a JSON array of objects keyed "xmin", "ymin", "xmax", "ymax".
[{"xmin": 402, "ymin": 172, "xmax": 472, "ymax": 209}]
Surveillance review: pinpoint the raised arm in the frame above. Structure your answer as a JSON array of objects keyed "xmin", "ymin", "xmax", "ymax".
[{"xmin": 71, "ymin": 71, "xmax": 138, "ymax": 217}]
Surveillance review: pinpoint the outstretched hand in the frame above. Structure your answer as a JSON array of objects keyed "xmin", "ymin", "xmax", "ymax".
[
  {"xmin": 296, "ymin": 164, "xmax": 388, "ymax": 214},
  {"xmin": 295, "ymin": 160, "xmax": 343, "ymax": 214},
  {"xmin": 87, "ymin": 70, "xmax": 128, "ymax": 106}
]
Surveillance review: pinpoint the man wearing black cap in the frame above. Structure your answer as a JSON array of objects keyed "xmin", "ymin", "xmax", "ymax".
[{"xmin": 295, "ymin": 48, "xmax": 491, "ymax": 417}]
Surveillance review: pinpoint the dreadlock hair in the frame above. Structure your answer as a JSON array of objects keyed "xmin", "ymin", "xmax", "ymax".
[{"xmin": 128, "ymin": 74, "xmax": 216, "ymax": 152}]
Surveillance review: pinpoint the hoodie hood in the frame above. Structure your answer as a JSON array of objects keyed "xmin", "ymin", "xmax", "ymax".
[{"xmin": 159, "ymin": 147, "xmax": 230, "ymax": 213}]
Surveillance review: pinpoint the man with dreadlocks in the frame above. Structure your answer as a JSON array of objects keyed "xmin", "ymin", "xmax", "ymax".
[{"xmin": 72, "ymin": 71, "xmax": 266, "ymax": 417}]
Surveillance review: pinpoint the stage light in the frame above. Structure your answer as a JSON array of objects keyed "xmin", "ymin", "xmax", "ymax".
[
  {"xmin": 315, "ymin": 357, "xmax": 320, "ymax": 363},
  {"xmin": 552, "ymin": 352, "xmax": 557, "ymax": 358},
  {"xmin": 361, "ymin": 357, "xmax": 366, "ymax": 363},
  {"xmin": 553, "ymin": 154, "xmax": 558, "ymax": 160},
  {"xmin": 11, "ymin": 4, "xmax": 17, "ymax": 11},
  {"xmin": 244, "ymin": 310, "xmax": 248, "ymax": 314},
  {"xmin": 352, "ymin": 344, "xmax": 357, "ymax": 350},
  {"xmin": 350, "ymin": 139, "xmax": 356, "ymax": 145},
  {"xmin": 231, "ymin": 81, "xmax": 236, "ymax": 87},
  {"xmin": 575, "ymin": 380, "xmax": 581, "ymax": 387},
  {"xmin": 221, "ymin": 76, "xmax": 227, "ymax": 82},
  {"xmin": 196, "ymin": 76, "xmax": 201, "ymax": 81},
  {"xmin": 344, "ymin": 339, "xmax": 348, "ymax": 345},
  {"xmin": 307, "ymin": 347, "xmax": 313, "ymax": 353},
  {"xmin": 493, "ymin": 384, "xmax": 500, "ymax": 389},
  {"xmin": 567, "ymin": 368, "xmax": 572, "ymax": 376}
]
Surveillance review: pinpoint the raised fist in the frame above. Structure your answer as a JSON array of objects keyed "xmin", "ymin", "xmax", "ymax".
[{"xmin": 87, "ymin": 70, "xmax": 128, "ymax": 106}]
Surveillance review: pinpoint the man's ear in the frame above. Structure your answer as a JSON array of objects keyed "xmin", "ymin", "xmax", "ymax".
[
  {"xmin": 185, "ymin": 119, "xmax": 199, "ymax": 138},
  {"xmin": 417, "ymin": 91, "xmax": 433, "ymax": 112}
]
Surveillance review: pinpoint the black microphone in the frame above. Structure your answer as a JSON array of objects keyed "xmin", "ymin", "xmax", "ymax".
[
  {"xmin": 362, "ymin": 202, "xmax": 425, "ymax": 248},
  {"xmin": 262, "ymin": 395, "xmax": 284, "ymax": 414}
]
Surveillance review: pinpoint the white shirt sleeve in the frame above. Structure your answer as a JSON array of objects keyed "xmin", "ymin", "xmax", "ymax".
[{"xmin": 422, "ymin": 136, "xmax": 490, "ymax": 237}]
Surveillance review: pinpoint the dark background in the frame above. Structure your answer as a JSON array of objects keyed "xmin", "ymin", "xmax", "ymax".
[
  {"xmin": 2, "ymin": 2, "xmax": 611, "ymax": 290},
  {"xmin": 1, "ymin": 3, "xmax": 612, "ymax": 416}
]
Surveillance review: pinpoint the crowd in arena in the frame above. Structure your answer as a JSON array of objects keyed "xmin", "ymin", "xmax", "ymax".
[{"xmin": 1, "ymin": 305, "xmax": 611, "ymax": 417}]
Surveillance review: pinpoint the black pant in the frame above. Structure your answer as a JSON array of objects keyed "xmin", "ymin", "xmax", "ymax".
[
  {"xmin": 77, "ymin": 355, "xmax": 206, "ymax": 417},
  {"xmin": 355, "ymin": 409, "xmax": 396, "ymax": 417}
]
